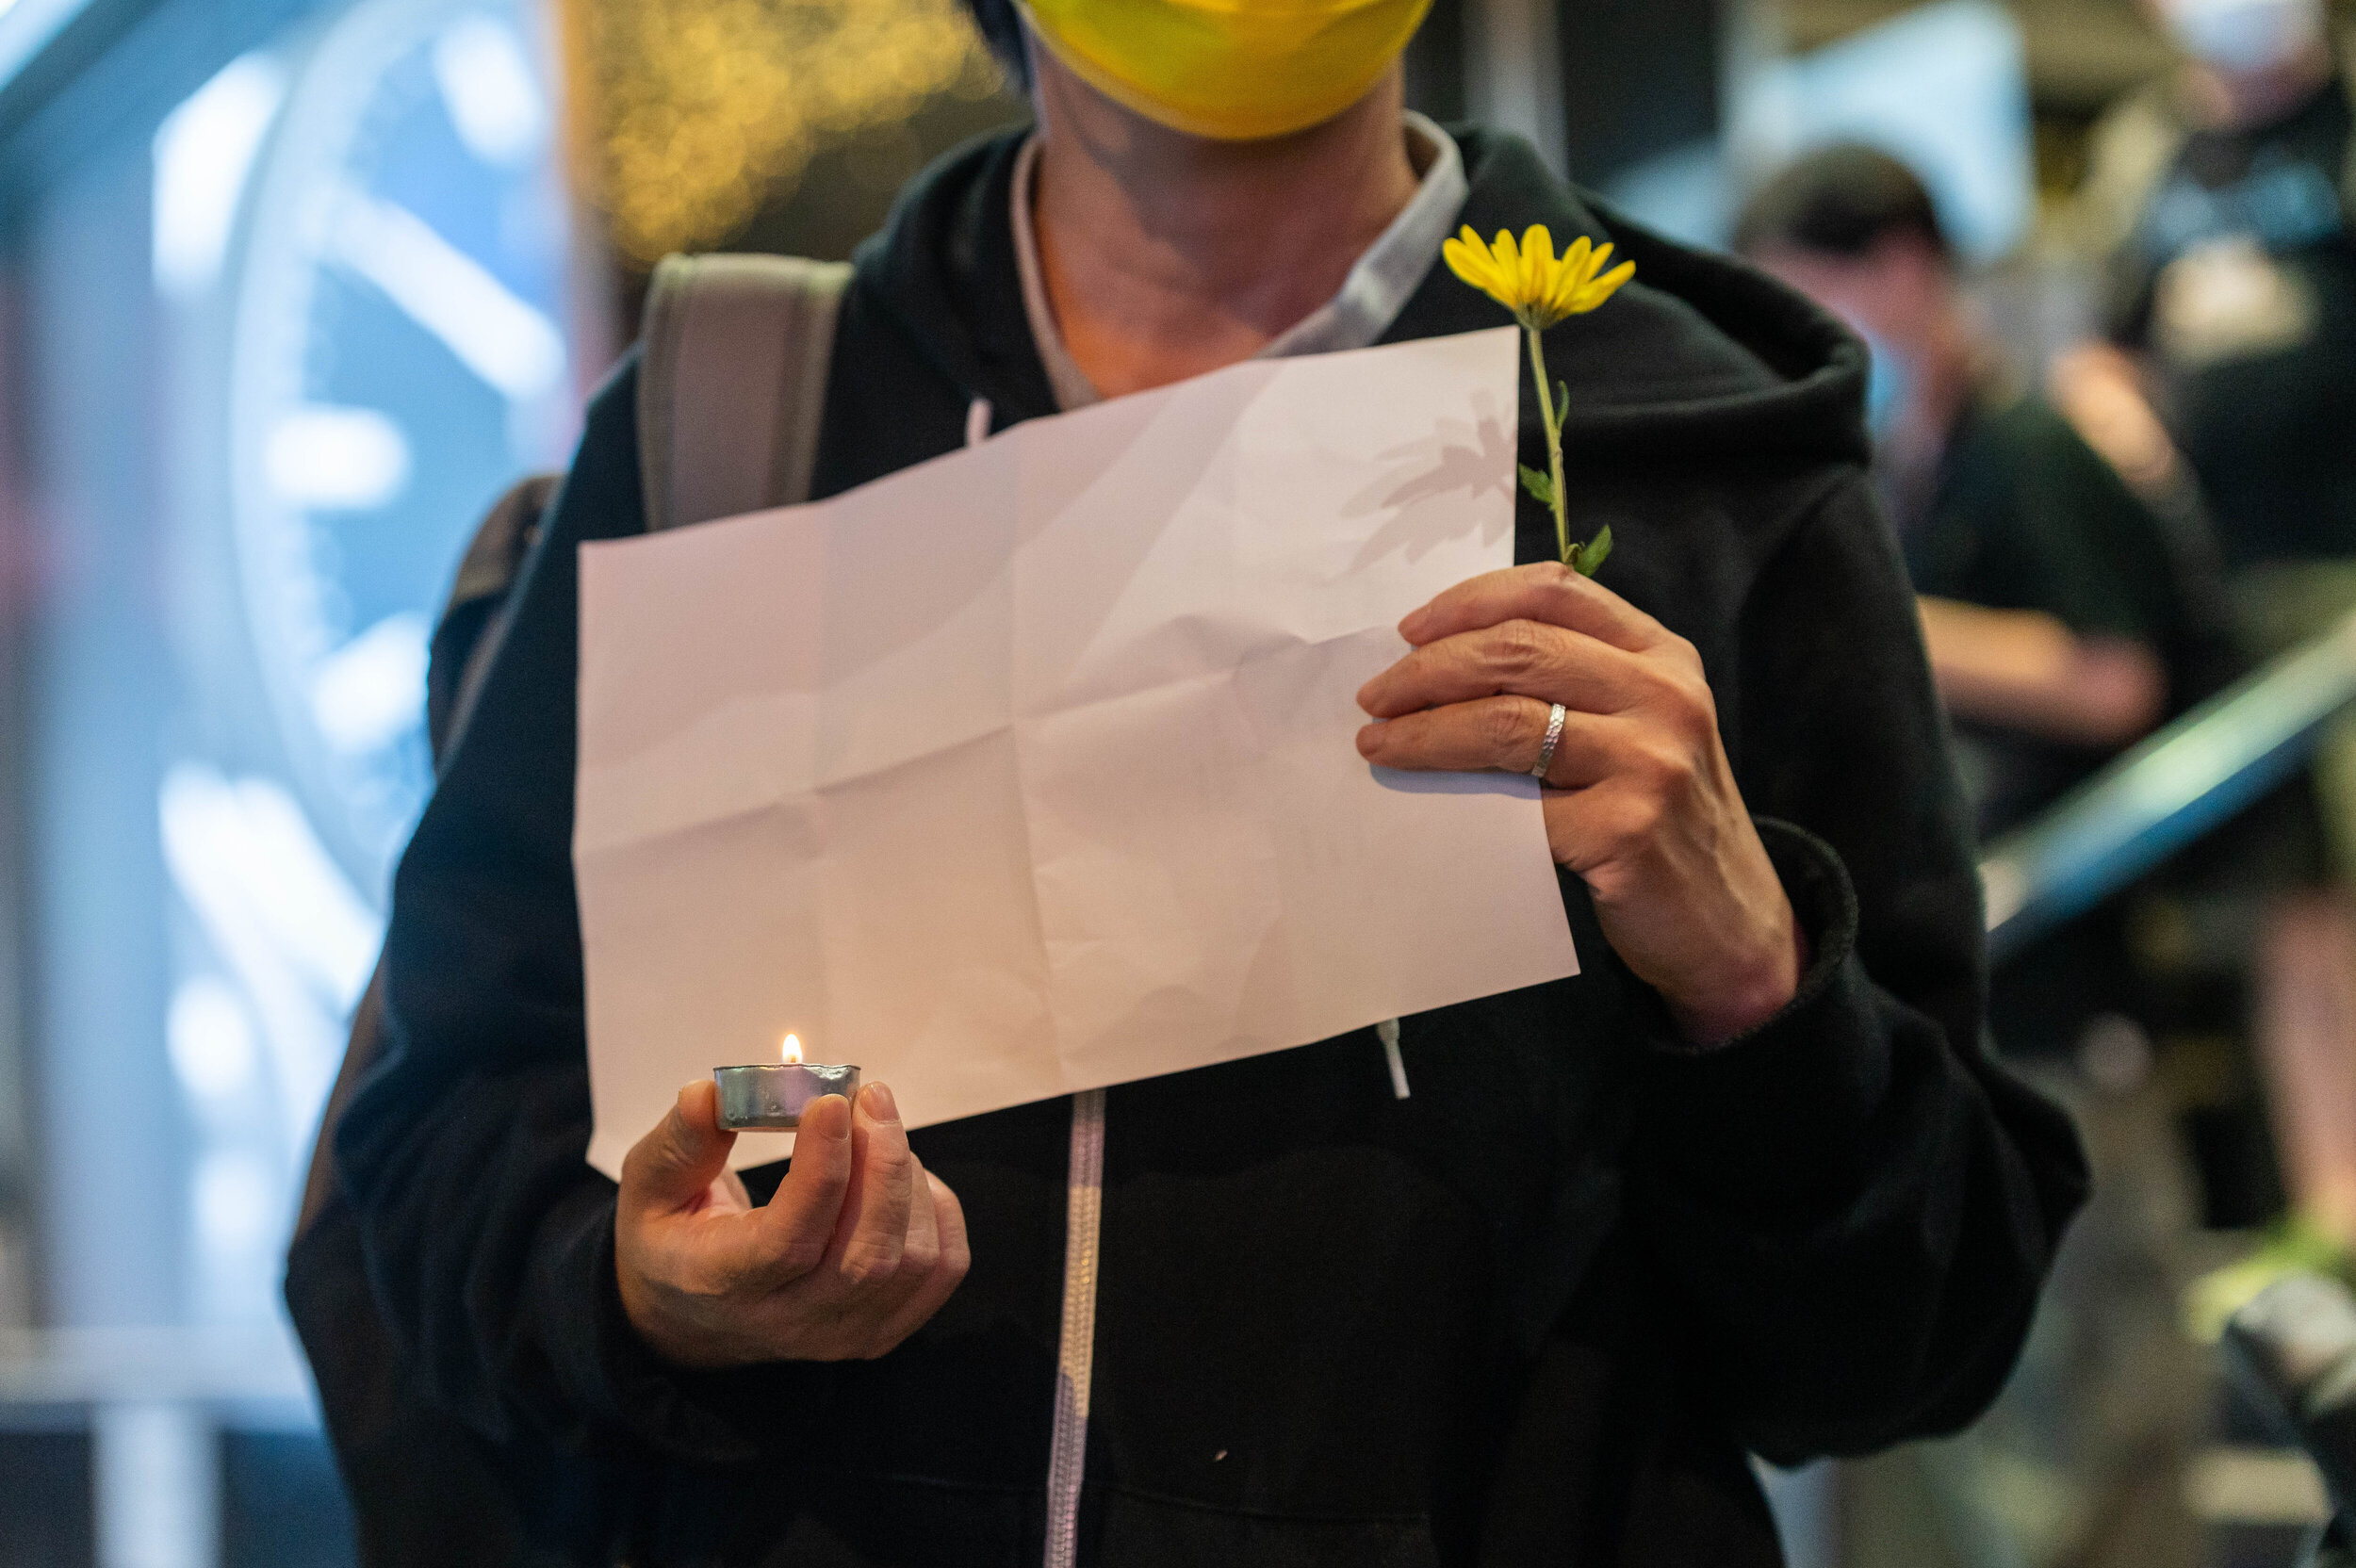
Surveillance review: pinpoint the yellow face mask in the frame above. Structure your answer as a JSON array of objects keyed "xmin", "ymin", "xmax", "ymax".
[{"xmin": 1019, "ymin": 0, "xmax": 1435, "ymax": 142}]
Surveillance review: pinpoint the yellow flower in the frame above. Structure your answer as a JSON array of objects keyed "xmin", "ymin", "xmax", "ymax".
[
  {"xmin": 1442, "ymin": 224, "xmax": 1636, "ymax": 331},
  {"xmin": 1440, "ymin": 222, "xmax": 1635, "ymax": 576}
]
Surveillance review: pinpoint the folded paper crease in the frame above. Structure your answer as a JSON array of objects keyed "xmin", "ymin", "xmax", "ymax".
[{"xmin": 576, "ymin": 328, "xmax": 1578, "ymax": 1175}]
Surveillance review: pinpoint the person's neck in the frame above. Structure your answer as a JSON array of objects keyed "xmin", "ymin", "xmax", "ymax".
[{"xmin": 1028, "ymin": 55, "xmax": 1420, "ymax": 398}]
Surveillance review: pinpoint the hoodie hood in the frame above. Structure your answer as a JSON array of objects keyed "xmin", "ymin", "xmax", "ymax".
[{"xmin": 850, "ymin": 123, "xmax": 1872, "ymax": 468}]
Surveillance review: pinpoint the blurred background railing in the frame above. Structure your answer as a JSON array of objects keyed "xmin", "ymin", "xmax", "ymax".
[
  {"xmin": 1, "ymin": 0, "xmax": 2352, "ymax": 1564},
  {"xmin": 1985, "ymin": 608, "xmax": 2356, "ymax": 962}
]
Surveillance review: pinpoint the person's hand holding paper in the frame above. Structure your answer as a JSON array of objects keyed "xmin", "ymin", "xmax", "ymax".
[
  {"xmin": 575, "ymin": 326, "xmax": 1579, "ymax": 1175},
  {"xmin": 1357, "ymin": 562, "xmax": 1804, "ymax": 1045}
]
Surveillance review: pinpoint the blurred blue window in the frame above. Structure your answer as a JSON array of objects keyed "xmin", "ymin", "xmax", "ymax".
[{"xmin": 10, "ymin": 0, "xmax": 585, "ymax": 1418}]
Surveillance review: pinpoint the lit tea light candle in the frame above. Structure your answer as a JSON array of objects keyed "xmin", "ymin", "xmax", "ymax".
[{"xmin": 713, "ymin": 1034, "xmax": 860, "ymax": 1131}]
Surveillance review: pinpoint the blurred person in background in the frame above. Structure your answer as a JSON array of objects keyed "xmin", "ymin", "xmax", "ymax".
[
  {"xmin": 1738, "ymin": 147, "xmax": 2233, "ymax": 1568},
  {"xmin": 2067, "ymin": 0, "xmax": 2356, "ymax": 1282},
  {"xmin": 1737, "ymin": 145, "xmax": 2236, "ymax": 1067},
  {"xmin": 2074, "ymin": 0, "xmax": 2356, "ymax": 582}
]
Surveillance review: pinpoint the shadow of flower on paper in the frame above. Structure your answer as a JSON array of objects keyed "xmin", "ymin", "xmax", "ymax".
[{"xmin": 1343, "ymin": 390, "xmax": 1516, "ymax": 572}]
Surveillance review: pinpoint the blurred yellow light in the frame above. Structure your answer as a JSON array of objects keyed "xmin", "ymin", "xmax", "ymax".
[{"xmin": 568, "ymin": 0, "xmax": 1001, "ymax": 266}]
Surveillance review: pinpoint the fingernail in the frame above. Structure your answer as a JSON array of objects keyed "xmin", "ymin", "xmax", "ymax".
[
  {"xmin": 1356, "ymin": 724, "xmax": 1384, "ymax": 759},
  {"xmin": 860, "ymin": 1082, "xmax": 899, "ymax": 1123},
  {"xmin": 805, "ymin": 1095, "xmax": 852, "ymax": 1140}
]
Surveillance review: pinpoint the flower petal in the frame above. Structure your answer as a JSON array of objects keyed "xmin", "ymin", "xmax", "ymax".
[
  {"xmin": 1572, "ymin": 258, "xmax": 1638, "ymax": 312},
  {"xmin": 1536, "ymin": 237, "xmax": 1591, "ymax": 319},
  {"xmin": 1443, "ymin": 236, "xmax": 1494, "ymax": 296},
  {"xmin": 1490, "ymin": 230, "xmax": 1523, "ymax": 304},
  {"xmin": 1563, "ymin": 279, "xmax": 1614, "ymax": 315},
  {"xmin": 1522, "ymin": 224, "xmax": 1555, "ymax": 302},
  {"xmin": 1540, "ymin": 267, "xmax": 1579, "ymax": 321},
  {"xmin": 1448, "ymin": 226, "xmax": 1523, "ymax": 308},
  {"xmin": 1450, "ymin": 226, "xmax": 1494, "ymax": 279}
]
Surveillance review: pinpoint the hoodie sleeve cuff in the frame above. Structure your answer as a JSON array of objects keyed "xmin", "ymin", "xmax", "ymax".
[
  {"xmin": 1637, "ymin": 817, "xmax": 1899, "ymax": 1208},
  {"xmin": 538, "ymin": 1187, "xmax": 834, "ymax": 1464},
  {"xmin": 1657, "ymin": 815, "xmax": 1859, "ymax": 1057}
]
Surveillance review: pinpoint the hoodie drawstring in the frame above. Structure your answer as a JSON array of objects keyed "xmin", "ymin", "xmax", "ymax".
[
  {"xmin": 1378, "ymin": 1018, "xmax": 1410, "ymax": 1100},
  {"xmin": 1046, "ymin": 1088, "xmax": 1106, "ymax": 1568},
  {"xmin": 973, "ymin": 393, "xmax": 1101, "ymax": 1568},
  {"xmin": 972, "ymin": 395, "xmax": 1399, "ymax": 1562}
]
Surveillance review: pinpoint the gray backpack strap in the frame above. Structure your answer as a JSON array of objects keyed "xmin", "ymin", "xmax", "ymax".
[{"xmin": 637, "ymin": 253, "xmax": 854, "ymax": 531}]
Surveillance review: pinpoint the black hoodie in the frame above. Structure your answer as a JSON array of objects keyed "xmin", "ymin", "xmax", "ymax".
[{"xmin": 337, "ymin": 127, "xmax": 2087, "ymax": 1567}]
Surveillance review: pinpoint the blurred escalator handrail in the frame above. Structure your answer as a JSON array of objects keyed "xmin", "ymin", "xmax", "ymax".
[{"xmin": 1981, "ymin": 604, "xmax": 2356, "ymax": 963}]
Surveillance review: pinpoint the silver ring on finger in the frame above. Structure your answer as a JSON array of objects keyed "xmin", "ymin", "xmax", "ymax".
[{"xmin": 1530, "ymin": 702, "xmax": 1567, "ymax": 783}]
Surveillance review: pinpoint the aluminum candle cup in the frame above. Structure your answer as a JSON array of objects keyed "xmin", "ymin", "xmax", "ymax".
[{"xmin": 713, "ymin": 1063, "xmax": 860, "ymax": 1131}]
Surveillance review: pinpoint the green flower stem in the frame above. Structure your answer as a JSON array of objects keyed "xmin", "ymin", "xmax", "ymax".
[{"xmin": 1524, "ymin": 321, "xmax": 1571, "ymax": 566}]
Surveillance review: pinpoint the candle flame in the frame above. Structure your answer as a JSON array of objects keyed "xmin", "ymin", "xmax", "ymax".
[{"xmin": 781, "ymin": 1033, "xmax": 803, "ymax": 1065}]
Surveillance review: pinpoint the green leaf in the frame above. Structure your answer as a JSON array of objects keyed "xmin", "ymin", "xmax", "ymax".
[
  {"xmin": 1555, "ymin": 381, "xmax": 1571, "ymax": 423},
  {"xmin": 1518, "ymin": 465, "xmax": 1557, "ymax": 507},
  {"xmin": 1573, "ymin": 525, "xmax": 1614, "ymax": 578}
]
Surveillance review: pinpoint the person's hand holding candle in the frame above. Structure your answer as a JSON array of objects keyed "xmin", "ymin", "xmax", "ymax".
[{"xmin": 614, "ymin": 1074, "xmax": 970, "ymax": 1367}]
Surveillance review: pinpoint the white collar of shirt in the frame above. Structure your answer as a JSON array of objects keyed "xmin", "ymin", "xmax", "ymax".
[{"xmin": 1010, "ymin": 113, "xmax": 1469, "ymax": 413}]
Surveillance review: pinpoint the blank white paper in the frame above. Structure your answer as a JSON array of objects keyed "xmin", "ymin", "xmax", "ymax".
[{"xmin": 576, "ymin": 326, "xmax": 1578, "ymax": 1174}]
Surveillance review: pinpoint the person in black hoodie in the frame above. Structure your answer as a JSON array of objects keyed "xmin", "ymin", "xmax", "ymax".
[{"xmin": 332, "ymin": 5, "xmax": 2088, "ymax": 1564}]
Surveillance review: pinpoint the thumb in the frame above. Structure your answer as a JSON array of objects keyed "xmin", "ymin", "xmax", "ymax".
[{"xmin": 621, "ymin": 1081, "xmax": 734, "ymax": 1213}]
